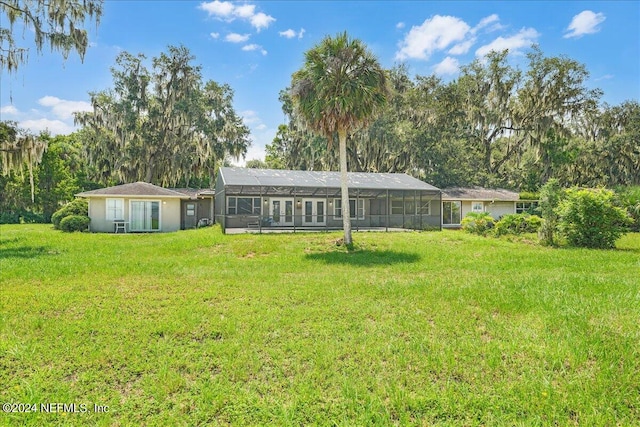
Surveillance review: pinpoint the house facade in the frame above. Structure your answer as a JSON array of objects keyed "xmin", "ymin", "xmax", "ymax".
[
  {"xmin": 214, "ymin": 167, "xmax": 442, "ymax": 233},
  {"xmin": 77, "ymin": 182, "xmax": 214, "ymax": 233},
  {"xmin": 441, "ymin": 187, "xmax": 537, "ymax": 228}
]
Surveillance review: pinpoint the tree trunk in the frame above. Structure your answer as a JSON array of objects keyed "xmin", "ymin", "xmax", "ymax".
[{"xmin": 338, "ymin": 128, "xmax": 352, "ymax": 246}]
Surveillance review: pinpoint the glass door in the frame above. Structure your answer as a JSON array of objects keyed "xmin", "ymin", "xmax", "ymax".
[
  {"xmin": 130, "ymin": 201, "xmax": 160, "ymax": 231},
  {"xmin": 269, "ymin": 198, "xmax": 294, "ymax": 225},
  {"xmin": 302, "ymin": 199, "xmax": 326, "ymax": 225}
]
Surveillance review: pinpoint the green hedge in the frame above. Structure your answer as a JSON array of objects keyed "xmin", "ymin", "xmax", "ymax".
[
  {"xmin": 59, "ymin": 215, "xmax": 91, "ymax": 232},
  {"xmin": 52, "ymin": 199, "xmax": 88, "ymax": 229}
]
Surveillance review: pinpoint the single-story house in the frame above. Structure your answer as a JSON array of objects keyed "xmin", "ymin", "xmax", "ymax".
[
  {"xmin": 441, "ymin": 187, "xmax": 538, "ymax": 228},
  {"xmin": 77, "ymin": 182, "xmax": 214, "ymax": 232},
  {"xmin": 214, "ymin": 167, "xmax": 442, "ymax": 233}
]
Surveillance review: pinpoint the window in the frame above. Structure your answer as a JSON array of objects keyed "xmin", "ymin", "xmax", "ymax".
[
  {"xmin": 391, "ymin": 200, "xmax": 404, "ymax": 215},
  {"xmin": 335, "ymin": 199, "xmax": 365, "ymax": 220},
  {"xmin": 391, "ymin": 198, "xmax": 430, "ymax": 215},
  {"xmin": 443, "ymin": 201, "xmax": 462, "ymax": 225},
  {"xmin": 106, "ymin": 198, "xmax": 124, "ymax": 220},
  {"xmin": 227, "ymin": 197, "xmax": 261, "ymax": 215},
  {"xmin": 417, "ymin": 200, "xmax": 431, "ymax": 215},
  {"xmin": 472, "ymin": 201, "xmax": 484, "ymax": 213},
  {"xmin": 516, "ymin": 201, "xmax": 539, "ymax": 214},
  {"xmin": 130, "ymin": 200, "xmax": 160, "ymax": 231}
]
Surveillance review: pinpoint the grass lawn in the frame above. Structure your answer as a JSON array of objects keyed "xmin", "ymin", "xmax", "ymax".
[{"xmin": 1, "ymin": 224, "xmax": 639, "ymax": 426}]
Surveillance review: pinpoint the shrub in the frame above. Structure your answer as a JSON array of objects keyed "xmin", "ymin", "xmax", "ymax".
[
  {"xmin": 558, "ymin": 188, "xmax": 632, "ymax": 249},
  {"xmin": 615, "ymin": 186, "xmax": 640, "ymax": 232},
  {"xmin": 52, "ymin": 198, "xmax": 88, "ymax": 229},
  {"xmin": 59, "ymin": 215, "xmax": 91, "ymax": 232},
  {"xmin": 495, "ymin": 214, "xmax": 542, "ymax": 236},
  {"xmin": 0, "ymin": 209, "xmax": 46, "ymax": 224},
  {"xmin": 461, "ymin": 212, "xmax": 495, "ymax": 236},
  {"xmin": 538, "ymin": 179, "xmax": 563, "ymax": 246}
]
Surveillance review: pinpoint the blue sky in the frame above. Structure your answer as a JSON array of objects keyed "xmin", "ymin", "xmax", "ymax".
[{"xmin": 1, "ymin": 1, "xmax": 638, "ymax": 164}]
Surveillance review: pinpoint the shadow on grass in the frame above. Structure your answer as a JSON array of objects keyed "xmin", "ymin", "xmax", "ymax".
[
  {"xmin": 0, "ymin": 244, "xmax": 53, "ymax": 259},
  {"xmin": 305, "ymin": 249, "xmax": 421, "ymax": 266}
]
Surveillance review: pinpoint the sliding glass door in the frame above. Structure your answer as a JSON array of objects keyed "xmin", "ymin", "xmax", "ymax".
[{"xmin": 130, "ymin": 201, "xmax": 160, "ymax": 231}]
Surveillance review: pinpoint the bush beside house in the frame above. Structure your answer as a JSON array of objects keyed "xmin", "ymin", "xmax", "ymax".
[{"xmin": 52, "ymin": 199, "xmax": 89, "ymax": 231}]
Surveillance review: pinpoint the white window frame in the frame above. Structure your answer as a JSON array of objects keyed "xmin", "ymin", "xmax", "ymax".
[
  {"xmin": 334, "ymin": 198, "xmax": 365, "ymax": 220},
  {"xmin": 417, "ymin": 200, "xmax": 431, "ymax": 215},
  {"xmin": 472, "ymin": 201, "xmax": 484, "ymax": 213},
  {"xmin": 302, "ymin": 198, "xmax": 326, "ymax": 225},
  {"xmin": 516, "ymin": 201, "xmax": 538, "ymax": 214},
  {"xmin": 227, "ymin": 197, "xmax": 261, "ymax": 215},
  {"xmin": 391, "ymin": 199, "xmax": 404, "ymax": 215},
  {"xmin": 443, "ymin": 201, "xmax": 462, "ymax": 225},
  {"xmin": 106, "ymin": 198, "xmax": 124, "ymax": 221}
]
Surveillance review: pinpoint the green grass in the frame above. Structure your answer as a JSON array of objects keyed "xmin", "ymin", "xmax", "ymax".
[{"xmin": 1, "ymin": 224, "xmax": 639, "ymax": 426}]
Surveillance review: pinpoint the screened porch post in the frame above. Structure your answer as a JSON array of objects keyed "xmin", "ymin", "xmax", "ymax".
[
  {"xmin": 259, "ymin": 186, "xmax": 263, "ymax": 234},
  {"xmin": 325, "ymin": 187, "xmax": 329, "ymax": 232},
  {"xmin": 386, "ymin": 189, "xmax": 389, "ymax": 232},
  {"xmin": 402, "ymin": 191, "xmax": 405, "ymax": 229},
  {"xmin": 293, "ymin": 186, "xmax": 297, "ymax": 233},
  {"xmin": 356, "ymin": 189, "xmax": 359, "ymax": 232},
  {"xmin": 418, "ymin": 190, "xmax": 421, "ymax": 230}
]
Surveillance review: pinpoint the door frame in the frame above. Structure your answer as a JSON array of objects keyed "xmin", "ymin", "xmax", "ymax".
[
  {"xmin": 302, "ymin": 198, "xmax": 326, "ymax": 225},
  {"xmin": 269, "ymin": 197, "xmax": 294, "ymax": 226}
]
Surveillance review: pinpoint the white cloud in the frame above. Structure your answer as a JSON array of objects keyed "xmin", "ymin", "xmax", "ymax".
[
  {"xmin": 234, "ymin": 4, "xmax": 255, "ymax": 18},
  {"xmin": 279, "ymin": 29, "xmax": 296, "ymax": 39},
  {"xmin": 396, "ymin": 22, "xmax": 405, "ymax": 29},
  {"xmin": 434, "ymin": 57, "xmax": 460, "ymax": 75},
  {"xmin": 198, "ymin": 1, "xmax": 234, "ymax": 17},
  {"xmin": 396, "ymin": 15, "xmax": 470, "ymax": 61},
  {"xmin": 210, "ymin": 32, "xmax": 220, "ymax": 39},
  {"xmin": 20, "ymin": 118, "xmax": 75, "ymax": 135},
  {"xmin": 474, "ymin": 14, "xmax": 500, "ymax": 33},
  {"xmin": 475, "ymin": 27, "xmax": 539, "ymax": 57},
  {"xmin": 225, "ymin": 33, "xmax": 250, "ymax": 43},
  {"xmin": 0, "ymin": 105, "xmax": 19, "ymax": 115},
  {"xmin": 242, "ymin": 44, "xmax": 267, "ymax": 55},
  {"xmin": 594, "ymin": 74, "xmax": 614, "ymax": 81},
  {"xmin": 241, "ymin": 110, "xmax": 260, "ymax": 125},
  {"xmin": 250, "ymin": 12, "xmax": 275, "ymax": 32},
  {"xmin": 199, "ymin": 1, "xmax": 275, "ymax": 31},
  {"xmin": 564, "ymin": 10, "xmax": 605, "ymax": 38},
  {"xmin": 448, "ymin": 39, "xmax": 475, "ymax": 55},
  {"xmin": 37, "ymin": 96, "xmax": 92, "ymax": 120},
  {"xmin": 279, "ymin": 28, "xmax": 305, "ymax": 39}
]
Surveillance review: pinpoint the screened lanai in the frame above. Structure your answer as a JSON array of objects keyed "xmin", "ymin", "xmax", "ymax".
[{"xmin": 214, "ymin": 167, "xmax": 441, "ymax": 233}]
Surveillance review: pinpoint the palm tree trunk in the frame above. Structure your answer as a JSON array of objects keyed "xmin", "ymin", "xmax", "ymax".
[{"xmin": 338, "ymin": 128, "xmax": 353, "ymax": 245}]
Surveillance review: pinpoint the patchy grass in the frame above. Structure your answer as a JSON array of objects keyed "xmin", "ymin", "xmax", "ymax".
[{"xmin": 1, "ymin": 224, "xmax": 639, "ymax": 426}]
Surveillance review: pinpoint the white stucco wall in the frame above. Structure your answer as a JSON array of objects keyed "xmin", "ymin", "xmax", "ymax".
[{"xmin": 85, "ymin": 197, "xmax": 182, "ymax": 232}]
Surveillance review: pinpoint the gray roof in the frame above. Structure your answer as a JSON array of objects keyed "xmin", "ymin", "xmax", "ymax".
[
  {"xmin": 77, "ymin": 182, "xmax": 189, "ymax": 198},
  {"xmin": 442, "ymin": 187, "xmax": 520, "ymax": 201},
  {"xmin": 219, "ymin": 167, "xmax": 440, "ymax": 191},
  {"xmin": 171, "ymin": 188, "xmax": 216, "ymax": 198}
]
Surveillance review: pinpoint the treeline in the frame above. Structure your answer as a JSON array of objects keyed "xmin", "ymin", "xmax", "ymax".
[
  {"xmin": 0, "ymin": 46, "xmax": 249, "ymax": 223},
  {"xmin": 265, "ymin": 47, "xmax": 639, "ymax": 191}
]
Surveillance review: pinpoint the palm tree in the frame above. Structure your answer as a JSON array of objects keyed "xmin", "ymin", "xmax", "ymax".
[{"xmin": 290, "ymin": 32, "xmax": 388, "ymax": 245}]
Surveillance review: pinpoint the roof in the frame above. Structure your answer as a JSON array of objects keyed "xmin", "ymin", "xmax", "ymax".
[
  {"xmin": 441, "ymin": 187, "xmax": 520, "ymax": 201},
  {"xmin": 171, "ymin": 188, "xmax": 216, "ymax": 198},
  {"xmin": 77, "ymin": 182, "xmax": 189, "ymax": 198},
  {"xmin": 219, "ymin": 167, "xmax": 440, "ymax": 192}
]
